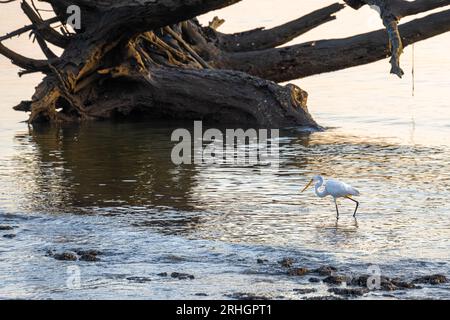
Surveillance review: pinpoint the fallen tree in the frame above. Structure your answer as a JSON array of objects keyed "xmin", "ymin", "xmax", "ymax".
[{"xmin": 1, "ymin": 0, "xmax": 450, "ymax": 127}]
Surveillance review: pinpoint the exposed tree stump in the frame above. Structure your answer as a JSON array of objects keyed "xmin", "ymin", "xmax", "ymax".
[{"xmin": 1, "ymin": 0, "xmax": 450, "ymax": 127}]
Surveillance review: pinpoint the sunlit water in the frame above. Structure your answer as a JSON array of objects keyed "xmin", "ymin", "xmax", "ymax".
[{"xmin": 1, "ymin": 1, "xmax": 450, "ymax": 299}]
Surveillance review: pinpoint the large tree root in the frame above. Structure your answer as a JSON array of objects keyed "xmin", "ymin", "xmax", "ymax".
[
  {"xmin": 1, "ymin": 0, "xmax": 450, "ymax": 127},
  {"xmin": 69, "ymin": 67, "xmax": 317, "ymax": 128}
]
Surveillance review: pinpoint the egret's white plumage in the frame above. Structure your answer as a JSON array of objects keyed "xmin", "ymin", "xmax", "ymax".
[
  {"xmin": 301, "ymin": 175, "xmax": 360, "ymax": 219},
  {"xmin": 324, "ymin": 179, "xmax": 360, "ymax": 198}
]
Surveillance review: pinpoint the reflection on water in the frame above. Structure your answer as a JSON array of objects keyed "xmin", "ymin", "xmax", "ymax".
[
  {"xmin": 1, "ymin": 113, "xmax": 450, "ymax": 300},
  {"xmin": 11, "ymin": 123, "xmax": 198, "ymax": 212},
  {"xmin": 3, "ymin": 123, "xmax": 450, "ymax": 266}
]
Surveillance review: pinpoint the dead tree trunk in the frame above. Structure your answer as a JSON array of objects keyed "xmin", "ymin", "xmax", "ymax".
[{"xmin": 1, "ymin": 0, "xmax": 450, "ymax": 127}]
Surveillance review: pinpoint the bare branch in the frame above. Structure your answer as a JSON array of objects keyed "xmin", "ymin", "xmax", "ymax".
[
  {"xmin": 92, "ymin": 0, "xmax": 243, "ymax": 40},
  {"xmin": 20, "ymin": 0, "xmax": 68, "ymax": 48},
  {"xmin": 0, "ymin": 17, "xmax": 60, "ymax": 42},
  {"xmin": 221, "ymin": 9, "xmax": 450, "ymax": 82},
  {"xmin": 217, "ymin": 3, "xmax": 345, "ymax": 52},
  {"xmin": 345, "ymin": 0, "xmax": 450, "ymax": 18},
  {"xmin": 0, "ymin": 42, "xmax": 50, "ymax": 72},
  {"xmin": 344, "ymin": 0, "xmax": 450, "ymax": 77}
]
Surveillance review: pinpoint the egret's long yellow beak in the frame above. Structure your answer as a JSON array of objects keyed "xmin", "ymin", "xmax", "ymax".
[{"xmin": 301, "ymin": 179, "xmax": 314, "ymax": 193}]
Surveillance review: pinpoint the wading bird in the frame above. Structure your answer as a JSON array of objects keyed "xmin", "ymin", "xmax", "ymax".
[{"xmin": 301, "ymin": 175, "xmax": 360, "ymax": 219}]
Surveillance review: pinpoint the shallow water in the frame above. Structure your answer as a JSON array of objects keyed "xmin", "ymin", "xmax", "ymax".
[{"xmin": 1, "ymin": 1, "xmax": 450, "ymax": 299}]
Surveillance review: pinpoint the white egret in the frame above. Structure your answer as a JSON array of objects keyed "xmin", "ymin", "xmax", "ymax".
[{"xmin": 301, "ymin": 175, "xmax": 360, "ymax": 219}]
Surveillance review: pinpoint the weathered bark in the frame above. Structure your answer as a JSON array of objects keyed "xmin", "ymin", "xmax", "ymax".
[
  {"xmin": 83, "ymin": 67, "xmax": 316, "ymax": 128},
  {"xmin": 0, "ymin": 42, "xmax": 51, "ymax": 72},
  {"xmin": 344, "ymin": 0, "xmax": 450, "ymax": 17},
  {"xmin": 1, "ymin": 0, "xmax": 450, "ymax": 127},
  {"xmin": 216, "ymin": 3, "xmax": 345, "ymax": 52},
  {"xmin": 220, "ymin": 8, "xmax": 450, "ymax": 82},
  {"xmin": 343, "ymin": 0, "xmax": 450, "ymax": 77}
]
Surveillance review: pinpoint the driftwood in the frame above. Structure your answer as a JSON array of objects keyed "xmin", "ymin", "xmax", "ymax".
[
  {"xmin": 344, "ymin": 0, "xmax": 450, "ymax": 77},
  {"xmin": 1, "ymin": 0, "xmax": 450, "ymax": 127}
]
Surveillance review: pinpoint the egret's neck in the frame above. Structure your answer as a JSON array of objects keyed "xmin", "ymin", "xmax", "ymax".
[{"xmin": 314, "ymin": 177, "xmax": 328, "ymax": 198}]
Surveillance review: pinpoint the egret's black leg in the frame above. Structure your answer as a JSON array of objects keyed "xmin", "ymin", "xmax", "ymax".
[
  {"xmin": 334, "ymin": 199, "xmax": 340, "ymax": 220},
  {"xmin": 346, "ymin": 197, "xmax": 360, "ymax": 217}
]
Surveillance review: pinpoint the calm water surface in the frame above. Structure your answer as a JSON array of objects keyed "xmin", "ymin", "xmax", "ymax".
[{"xmin": 0, "ymin": 1, "xmax": 450, "ymax": 299}]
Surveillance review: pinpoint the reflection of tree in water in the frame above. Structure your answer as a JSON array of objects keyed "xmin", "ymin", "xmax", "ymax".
[
  {"xmin": 15, "ymin": 122, "xmax": 199, "ymax": 214},
  {"xmin": 15, "ymin": 124, "xmax": 410, "ymax": 216}
]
